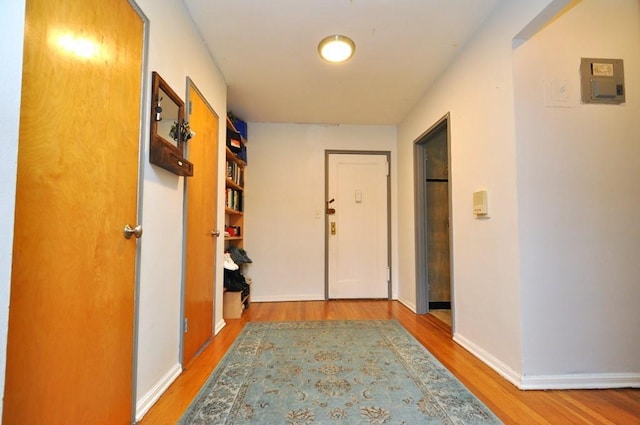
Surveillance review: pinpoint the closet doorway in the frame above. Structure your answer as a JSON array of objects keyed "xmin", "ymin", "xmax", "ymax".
[{"xmin": 414, "ymin": 114, "xmax": 453, "ymax": 327}]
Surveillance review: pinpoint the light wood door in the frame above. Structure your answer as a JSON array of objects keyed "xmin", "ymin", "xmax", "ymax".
[
  {"xmin": 3, "ymin": 0, "xmax": 144, "ymax": 423},
  {"xmin": 182, "ymin": 83, "xmax": 219, "ymax": 366},
  {"xmin": 327, "ymin": 153, "xmax": 389, "ymax": 299}
]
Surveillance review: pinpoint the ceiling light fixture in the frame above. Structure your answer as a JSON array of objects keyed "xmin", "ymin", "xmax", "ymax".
[{"xmin": 318, "ymin": 35, "xmax": 355, "ymax": 63}]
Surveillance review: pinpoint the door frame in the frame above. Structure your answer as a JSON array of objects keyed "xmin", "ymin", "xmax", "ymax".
[
  {"xmin": 130, "ymin": 0, "xmax": 150, "ymax": 418},
  {"xmin": 413, "ymin": 113, "xmax": 454, "ymax": 318},
  {"xmin": 324, "ymin": 150, "xmax": 392, "ymax": 300}
]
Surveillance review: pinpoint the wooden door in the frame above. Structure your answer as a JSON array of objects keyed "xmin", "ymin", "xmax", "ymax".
[
  {"xmin": 426, "ymin": 182, "xmax": 451, "ymax": 303},
  {"xmin": 3, "ymin": 0, "xmax": 144, "ymax": 423},
  {"xmin": 424, "ymin": 128, "xmax": 451, "ymax": 307},
  {"xmin": 327, "ymin": 153, "xmax": 389, "ymax": 299},
  {"xmin": 182, "ymin": 82, "xmax": 219, "ymax": 366}
]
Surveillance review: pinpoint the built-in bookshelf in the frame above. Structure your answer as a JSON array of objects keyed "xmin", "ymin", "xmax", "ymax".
[
  {"xmin": 224, "ymin": 145, "xmax": 245, "ymax": 242},
  {"xmin": 224, "ymin": 116, "xmax": 249, "ymax": 318}
]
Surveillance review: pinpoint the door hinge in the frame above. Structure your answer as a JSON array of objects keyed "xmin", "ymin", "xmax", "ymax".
[
  {"xmin": 387, "ymin": 267, "xmax": 391, "ymax": 283},
  {"xmin": 188, "ymin": 100, "xmax": 192, "ymax": 115},
  {"xmin": 386, "ymin": 161, "xmax": 390, "ymax": 176},
  {"xmin": 183, "ymin": 318, "xmax": 188, "ymax": 333}
]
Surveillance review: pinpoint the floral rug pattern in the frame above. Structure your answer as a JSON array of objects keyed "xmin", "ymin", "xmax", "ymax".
[{"xmin": 179, "ymin": 320, "xmax": 502, "ymax": 424}]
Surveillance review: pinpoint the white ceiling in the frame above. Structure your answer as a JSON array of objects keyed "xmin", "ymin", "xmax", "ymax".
[{"xmin": 183, "ymin": 0, "xmax": 502, "ymax": 125}]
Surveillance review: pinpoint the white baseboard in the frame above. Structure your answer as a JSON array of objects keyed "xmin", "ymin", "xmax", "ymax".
[
  {"xmin": 454, "ymin": 332, "xmax": 640, "ymax": 390},
  {"xmin": 135, "ymin": 363, "xmax": 182, "ymax": 422},
  {"xmin": 251, "ymin": 295, "xmax": 403, "ymax": 303},
  {"xmin": 250, "ymin": 294, "xmax": 325, "ymax": 302},
  {"xmin": 453, "ymin": 332, "xmax": 523, "ymax": 388},
  {"xmin": 521, "ymin": 373, "xmax": 640, "ymax": 390},
  {"xmin": 214, "ymin": 318, "xmax": 226, "ymax": 335},
  {"xmin": 396, "ymin": 297, "xmax": 416, "ymax": 313}
]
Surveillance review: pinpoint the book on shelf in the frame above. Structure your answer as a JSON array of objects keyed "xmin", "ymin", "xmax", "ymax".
[
  {"xmin": 226, "ymin": 160, "xmax": 244, "ymax": 186},
  {"xmin": 225, "ymin": 188, "xmax": 243, "ymax": 212}
]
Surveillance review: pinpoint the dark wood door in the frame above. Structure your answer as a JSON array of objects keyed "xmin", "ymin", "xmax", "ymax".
[
  {"xmin": 426, "ymin": 182, "xmax": 451, "ymax": 303},
  {"xmin": 424, "ymin": 128, "xmax": 451, "ymax": 306}
]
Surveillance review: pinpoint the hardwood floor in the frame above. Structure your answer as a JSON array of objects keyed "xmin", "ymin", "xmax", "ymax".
[{"xmin": 138, "ymin": 300, "xmax": 640, "ymax": 424}]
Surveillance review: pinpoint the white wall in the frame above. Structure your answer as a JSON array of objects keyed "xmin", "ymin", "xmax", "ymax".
[
  {"xmin": 396, "ymin": 0, "xmax": 558, "ymax": 385},
  {"xmin": 133, "ymin": 0, "xmax": 228, "ymax": 419},
  {"xmin": 0, "ymin": 1, "xmax": 27, "ymax": 418},
  {"xmin": 514, "ymin": 0, "xmax": 640, "ymax": 387},
  {"xmin": 244, "ymin": 123, "xmax": 397, "ymax": 302}
]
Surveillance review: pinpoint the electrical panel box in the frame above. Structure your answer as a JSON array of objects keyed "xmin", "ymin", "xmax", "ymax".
[{"xmin": 580, "ymin": 58, "xmax": 625, "ymax": 104}]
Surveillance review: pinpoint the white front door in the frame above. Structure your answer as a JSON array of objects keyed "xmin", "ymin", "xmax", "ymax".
[{"xmin": 327, "ymin": 153, "xmax": 389, "ymax": 299}]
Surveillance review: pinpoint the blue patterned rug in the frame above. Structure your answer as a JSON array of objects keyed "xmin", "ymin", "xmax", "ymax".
[{"xmin": 179, "ymin": 320, "xmax": 502, "ymax": 424}]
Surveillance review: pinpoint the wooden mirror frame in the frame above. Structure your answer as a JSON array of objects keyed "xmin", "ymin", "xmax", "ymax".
[{"xmin": 149, "ymin": 71, "xmax": 193, "ymax": 176}]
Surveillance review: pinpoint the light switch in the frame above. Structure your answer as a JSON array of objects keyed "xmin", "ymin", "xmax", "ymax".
[{"xmin": 473, "ymin": 190, "xmax": 488, "ymax": 217}]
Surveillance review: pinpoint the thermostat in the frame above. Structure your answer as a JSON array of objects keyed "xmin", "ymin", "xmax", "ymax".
[{"xmin": 580, "ymin": 58, "xmax": 625, "ymax": 104}]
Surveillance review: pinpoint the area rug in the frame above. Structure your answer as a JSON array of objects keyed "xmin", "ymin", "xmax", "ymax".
[{"xmin": 179, "ymin": 320, "xmax": 502, "ymax": 424}]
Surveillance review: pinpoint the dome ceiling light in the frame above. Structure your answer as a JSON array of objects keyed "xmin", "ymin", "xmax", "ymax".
[{"xmin": 318, "ymin": 35, "xmax": 355, "ymax": 63}]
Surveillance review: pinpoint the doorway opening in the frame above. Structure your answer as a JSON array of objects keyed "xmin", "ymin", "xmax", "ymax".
[{"xmin": 414, "ymin": 114, "xmax": 453, "ymax": 328}]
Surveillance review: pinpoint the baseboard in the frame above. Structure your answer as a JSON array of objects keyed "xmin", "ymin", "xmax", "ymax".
[
  {"xmin": 520, "ymin": 373, "xmax": 640, "ymax": 390},
  {"xmin": 453, "ymin": 332, "xmax": 523, "ymax": 388},
  {"xmin": 251, "ymin": 296, "xmax": 404, "ymax": 303},
  {"xmin": 396, "ymin": 297, "xmax": 417, "ymax": 313},
  {"xmin": 454, "ymin": 332, "xmax": 640, "ymax": 390},
  {"xmin": 135, "ymin": 363, "xmax": 182, "ymax": 422},
  {"xmin": 250, "ymin": 294, "xmax": 325, "ymax": 302},
  {"xmin": 214, "ymin": 318, "xmax": 227, "ymax": 335}
]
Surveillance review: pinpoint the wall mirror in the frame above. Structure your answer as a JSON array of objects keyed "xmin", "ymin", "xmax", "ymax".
[{"xmin": 149, "ymin": 71, "xmax": 193, "ymax": 176}]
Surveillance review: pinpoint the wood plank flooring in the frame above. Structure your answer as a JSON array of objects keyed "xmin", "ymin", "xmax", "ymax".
[{"xmin": 138, "ymin": 300, "xmax": 640, "ymax": 424}]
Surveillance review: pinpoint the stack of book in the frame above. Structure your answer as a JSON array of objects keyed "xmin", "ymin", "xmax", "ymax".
[
  {"xmin": 226, "ymin": 160, "xmax": 243, "ymax": 186},
  {"xmin": 225, "ymin": 189, "xmax": 242, "ymax": 212}
]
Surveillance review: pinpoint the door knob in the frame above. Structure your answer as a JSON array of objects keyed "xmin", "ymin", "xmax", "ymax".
[
  {"xmin": 123, "ymin": 224, "xmax": 143, "ymax": 239},
  {"xmin": 211, "ymin": 230, "xmax": 220, "ymax": 237}
]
